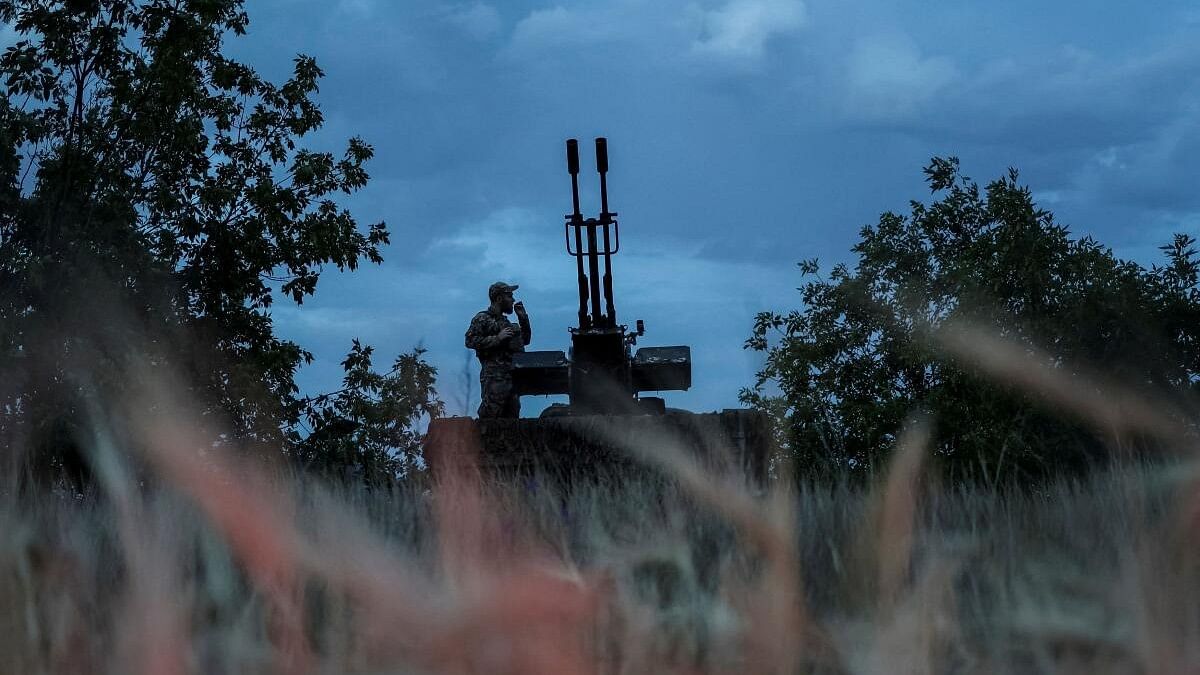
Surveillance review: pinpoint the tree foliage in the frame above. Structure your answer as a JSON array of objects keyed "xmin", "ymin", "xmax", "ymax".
[
  {"xmin": 743, "ymin": 157, "xmax": 1200, "ymax": 482},
  {"xmin": 296, "ymin": 341, "xmax": 443, "ymax": 483},
  {"xmin": 0, "ymin": 0, "xmax": 439, "ymax": 484}
]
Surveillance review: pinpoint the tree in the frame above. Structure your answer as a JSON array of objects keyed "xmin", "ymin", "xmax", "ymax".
[
  {"xmin": 295, "ymin": 341, "xmax": 442, "ymax": 483},
  {"xmin": 0, "ymin": 0, "xmax": 439, "ymax": 485},
  {"xmin": 743, "ymin": 157, "xmax": 1200, "ymax": 482}
]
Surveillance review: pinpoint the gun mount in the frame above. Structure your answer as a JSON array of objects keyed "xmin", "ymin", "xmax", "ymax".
[
  {"xmin": 511, "ymin": 138, "xmax": 692, "ymax": 415},
  {"xmin": 424, "ymin": 138, "xmax": 770, "ymax": 490}
]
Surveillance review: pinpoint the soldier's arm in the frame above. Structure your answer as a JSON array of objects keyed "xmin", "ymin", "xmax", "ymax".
[
  {"xmin": 465, "ymin": 314, "xmax": 507, "ymax": 350},
  {"xmin": 517, "ymin": 312, "xmax": 531, "ymax": 346}
]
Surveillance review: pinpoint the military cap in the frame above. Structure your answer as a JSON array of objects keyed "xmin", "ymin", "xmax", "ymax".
[{"xmin": 488, "ymin": 281, "xmax": 519, "ymax": 300}]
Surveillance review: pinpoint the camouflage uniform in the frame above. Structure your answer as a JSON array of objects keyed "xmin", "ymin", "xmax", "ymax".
[{"xmin": 465, "ymin": 284, "xmax": 531, "ymax": 419}]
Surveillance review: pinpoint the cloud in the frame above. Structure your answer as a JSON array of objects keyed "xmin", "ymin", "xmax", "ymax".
[
  {"xmin": 907, "ymin": 39, "xmax": 1200, "ymax": 221},
  {"xmin": 508, "ymin": 6, "xmax": 611, "ymax": 52},
  {"xmin": 442, "ymin": 2, "xmax": 502, "ymax": 40},
  {"xmin": 817, "ymin": 28, "xmax": 1200, "ymax": 251},
  {"xmin": 500, "ymin": 0, "xmax": 811, "ymax": 85},
  {"xmin": 504, "ymin": 2, "xmax": 683, "ymax": 55},
  {"xmin": 1071, "ymin": 115, "xmax": 1200, "ymax": 212},
  {"xmin": 871, "ymin": 39, "xmax": 1200, "ymax": 152},
  {"xmin": 429, "ymin": 207, "xmax": 567, "ymax": 292},
  {"xmin": 968, "ymin": 44, "xmax": 1197, "ymax": 146},
  {"xmin": 841, "ymin": 35, "xmax": 957, "ymax": 120},
  {"xmin": 691, "ymin": 0, "xmax": 807, "ymax": 60},
  {"xmin": 336, "ymin": 0, "xmax": 377, "ymax": 16}
]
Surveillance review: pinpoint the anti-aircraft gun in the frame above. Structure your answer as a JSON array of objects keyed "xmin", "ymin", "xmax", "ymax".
[
  {"xmin": 425, "ymin": 138, "xmax": 771, "ymax": 485},
  {"xmin": 509, "ymin": 137, "xmax": 691, "ymax": 415}
]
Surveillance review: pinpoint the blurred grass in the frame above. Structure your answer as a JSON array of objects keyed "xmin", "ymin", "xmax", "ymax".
[{"xmin": 2, "ymin": 445, "xmax": 1197, "ymax": 674}]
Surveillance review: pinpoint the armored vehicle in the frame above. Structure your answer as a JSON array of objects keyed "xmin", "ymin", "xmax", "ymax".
[{"xmin": 426, "ymin": 139, "xmax": 771, "ymax": 484}]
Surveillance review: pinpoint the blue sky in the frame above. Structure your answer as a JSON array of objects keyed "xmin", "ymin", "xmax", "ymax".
[{"xmin": 206, "ymin": 0, "xmax": 1200, "ymax": 415}]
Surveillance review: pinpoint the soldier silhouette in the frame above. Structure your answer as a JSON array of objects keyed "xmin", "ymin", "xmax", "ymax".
[{"xmin": 465, "ymin": 281, "xmax": 531, "ymax": 418}]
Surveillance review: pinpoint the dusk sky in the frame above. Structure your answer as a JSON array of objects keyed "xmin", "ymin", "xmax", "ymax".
[{"xmin": 145, "ymin": 0, "xmax": 1200, "ymax": 415}]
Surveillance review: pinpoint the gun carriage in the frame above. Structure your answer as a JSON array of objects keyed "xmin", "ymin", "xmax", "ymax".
[{"xmin": 426, "ymin": 138, "xmax": 770, "ymax": 484}]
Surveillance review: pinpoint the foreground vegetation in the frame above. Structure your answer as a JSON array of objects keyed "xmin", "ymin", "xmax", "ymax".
[{"xmin": 3, "ymin": 398, "xmax": 1198, "ymax": 674}]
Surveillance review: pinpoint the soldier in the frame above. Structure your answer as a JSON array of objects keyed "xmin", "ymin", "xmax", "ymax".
[{"xmin": 465, "ymin": 281, "xmax": 531, "ymax": 419}]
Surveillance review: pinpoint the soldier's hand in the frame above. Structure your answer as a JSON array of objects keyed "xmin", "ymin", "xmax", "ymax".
[
  {"xmin": 514, "ymin": 301, "xmax": 527, "ymax": 317},
  {"xmin": 498, "ymin": 326, "xmax": 516, "ymax": 339}
]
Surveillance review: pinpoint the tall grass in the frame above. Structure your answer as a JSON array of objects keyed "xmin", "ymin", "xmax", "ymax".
[
  {"xmin": 2, "ymin": 435, "xmax": 1197, "ymax": 673},
  {"xmin": 2, "ymin": 321, "xmax": 1198, "ymax": 674}
]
